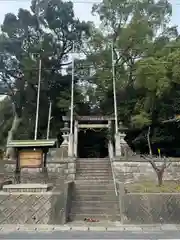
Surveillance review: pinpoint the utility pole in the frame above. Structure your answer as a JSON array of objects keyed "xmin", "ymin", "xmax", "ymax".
[
  {"xmin": 112, "ymin": 41, "xmax": 121, "ymax": 157},
  {"xmin": 34, "ymin": 0, "xmax": 42, "ymax": 140},
  {"xmin": 111, "ymin": 41, "xmax": 118, "ymax": 134},
  {"xmin": 68, "ymin": 41, "xmax": 75, "ymax": 157},
  {"xmin": 34, "ymin": 58, "xmax": 42, "ymax": 140},
  {"xmin": 70, "ymin": 41, "xmax": 75, "ymax": 135},
  {"xmin": 46, "ymin": 101, "xmax": 52, "ymax": 140}
]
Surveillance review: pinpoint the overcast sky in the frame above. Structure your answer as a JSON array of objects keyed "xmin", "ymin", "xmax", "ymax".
[
  {"xmin": 0, "ymin": 0, "xmax": 179, "ymax": 29},
  {"xmin": 0, "ymin": 0, "xmax": 99, "ymax": 24}
]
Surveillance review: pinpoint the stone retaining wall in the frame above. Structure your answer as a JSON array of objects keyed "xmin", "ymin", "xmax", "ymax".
[
  {"xmin": 0, "ymin": 191, "xmax": 63, "ymax": 224},
  {"xmin": 0, "ymin": 181, "xmax": 73, "ymax": 224},
  {"xmin": 0, "ymin": 147, "xmax": 72, "ymax": 184},
  {"xmin": 113, "ymin": 160, "xmax": 180, "ymax": 183},
  {"xmin": 0, "ymin": 161, "xmax": 67, "ymax": 185},
  {"xmin": 121, "ymin": 193, "xmax": 180, "ymax": 224}
]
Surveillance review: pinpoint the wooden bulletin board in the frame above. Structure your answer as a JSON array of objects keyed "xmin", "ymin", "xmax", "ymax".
[{"xmin": 19, "ymin": 149, "xmax": 43, "ymax": 168}]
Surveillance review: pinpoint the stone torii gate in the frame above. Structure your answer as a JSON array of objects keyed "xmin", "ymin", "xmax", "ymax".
[{"xmin": 62, "ymin": 115, "xmax": 123, "ymax": 158}]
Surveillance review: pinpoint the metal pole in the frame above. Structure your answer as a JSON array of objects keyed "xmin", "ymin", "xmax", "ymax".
[
  {"xmin": 46, "ymin": 101, "xmax": 52, "ymax": 140},
  {"xmin": 70, "ymin": 42, "xmax": 75, "ymax": 135},
  {"xmin": 111, "ymin": 41, "xmax": 118, "ymax": 134},
  {"xmin": 34, "ymin": 0, "xmax": 41, "ymax": 140},
  {"xmin": 34, "ymin": 58, "xmax": 42, "ymax": 140}
]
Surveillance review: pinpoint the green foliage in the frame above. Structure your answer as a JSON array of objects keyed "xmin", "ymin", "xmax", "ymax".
[
  {"xmin": 131, "ymin": 112, "xmax": 151, "ymax": 129},
  {"xmin": 135, "ymin": 58, "xmax": 170, "ymax": 96},
  {"xmin": 0, "ymin": 0, "xmax": 180, "ymax": 156},
  {"xmin": 0, "ymin": 0, "xmax": 89, "ymax": 142}
]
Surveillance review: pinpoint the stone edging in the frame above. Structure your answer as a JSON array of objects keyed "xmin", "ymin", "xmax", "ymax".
[{"xmin": 0, "ymin": 224, "xmax": 179, "ymax": 232}]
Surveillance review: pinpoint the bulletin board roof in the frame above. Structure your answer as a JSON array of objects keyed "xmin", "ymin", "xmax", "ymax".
[{"xmin": 7, "ymin": 139, "xmax": 57, "ymax": 148}]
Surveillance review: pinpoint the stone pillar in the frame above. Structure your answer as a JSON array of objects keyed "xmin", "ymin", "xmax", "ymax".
[
  {"xmin": 61, "ymin": 123, "xmax": 69, "ymax": 145},
  {"xmin": 114, "ymin": 122, "xmax": 128, "ymax": 158},
  {"xmin": 119, "ymin": 122, "xmax": 128, "ymax": 158},
  {"xmin": 108, "ymin": 120, "xmax": 111, "ymax": 134},
  {"xmin": 115, "ymin": 132, "xmax": 121, "ymax": 157},
  {"xmin": 120, "ymin": 132, "xmax": 126, "ymax": 156},
  {"xmin": 74, "ymin": 120, "xmax": 78, "ymax": 157},
  {"xmin": 57, "ymin": 122, "xmax": 69, "ymax": 159},
  {"xmin": 68, "ymin": 134, "xmax": 74, "ymax": 157},
  {"xmin": 108, "ymin": 120, "xmax": 114, "ymax": 158},
  {"xmin": 66, "ymin": 157, "xmax": 76, "ymax": 181}
]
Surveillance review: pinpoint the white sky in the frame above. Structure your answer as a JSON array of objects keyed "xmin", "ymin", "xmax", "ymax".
[
  {"xmin": 0, "ymin": 0, "xmax": 100, "ymax": 24},
  {"xmin": 0, "ymin": 0, "xmax": 178, "ymax": 28}
]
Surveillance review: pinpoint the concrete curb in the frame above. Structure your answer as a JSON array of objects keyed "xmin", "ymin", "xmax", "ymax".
[{"xmin": 0, "ymin": 224, "xmax": 179, "ymax": 232}]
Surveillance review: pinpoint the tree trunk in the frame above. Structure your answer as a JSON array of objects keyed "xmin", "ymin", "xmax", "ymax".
[
  {"xmin": 147, "ymin": 126, "xmax": 152, "ymax": 156},
  {"xmin": 6, "ymin": 113, "xmax": 22, "ymax": 159},
  {"xmin": 157, "ymin": 170, "xmax": 164, "ymax": 186}
]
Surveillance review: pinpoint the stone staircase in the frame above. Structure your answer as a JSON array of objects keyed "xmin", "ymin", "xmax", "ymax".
[{"xmin": 69, "ymin": 158, "xmax": 120, "ymax": 221}]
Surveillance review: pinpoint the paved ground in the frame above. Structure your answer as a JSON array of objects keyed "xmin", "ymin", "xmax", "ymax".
[
  {"xmin": 0, "ymin": 224, "xmax": 180, "ymax": 239},
  {"xmin": 1, "ymin": 230, "xmax": 180, "ymax": 239},
  {"xmin": 0, "ymin": 229, "xmax": 180, "ymax": 239}
]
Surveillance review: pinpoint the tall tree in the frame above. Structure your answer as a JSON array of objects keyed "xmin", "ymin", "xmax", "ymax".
[{"xmin": 0, "ymin": 0, "xmax": 89, "ymax": 156}]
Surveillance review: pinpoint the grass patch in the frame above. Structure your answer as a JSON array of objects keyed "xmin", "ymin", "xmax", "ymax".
[{"xmin": 125, "ymin": 180, "xmax": 180, "ymax": 193}]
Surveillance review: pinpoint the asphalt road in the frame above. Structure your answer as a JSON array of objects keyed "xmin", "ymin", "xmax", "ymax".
[{"xmin": 0, "ymin": 230, "xmax": 180, "ymax": 239}]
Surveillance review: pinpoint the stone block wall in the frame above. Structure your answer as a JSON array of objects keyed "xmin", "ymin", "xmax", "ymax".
[
  {"xmin": 113, "ymin": 160, "xmax": 180, "ymax": 183},
  {"xmin": 121, "ymin": 193, "xmax": 180, "ymax": 224},
  {"xmin": 0, "ymin": 191, "xmax": 65, "ymax": 224},
  {"xmin": 0, "ymin": 160, "xmax": 67, "ymax": 187},
  {"xmin": 0, "ymin": 161, "xmax": 67, "ymax": 185},
  {"xmin": 0, "ymin": 147, "xmax": 76, "ymax": 185}
]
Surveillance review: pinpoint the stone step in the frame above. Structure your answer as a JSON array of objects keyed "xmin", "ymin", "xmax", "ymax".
[
  {"xmin": 76, "ymin": 175, "xmax": 112, "ymax": 178},
  {"xmin": 75, "ymin": 176, "xmax": 112, "ymax": 179},
  {"xmin": 74, "ymin": 187, "xmax": 115, "ymax": 191},
  {"xmin": 71, "ymin": 201, "xmax": 118, "ymax": 208},
  {"xmin": 74, "ymin": 184, "xmax": 114, "ymax": 191},
  {"xmin": 74, "ymin": 180, "xmax": 114, "ymax": 185},
  {"xmin": 76, "ymin": 163, "xmax": 111, "ymax": 167},
  {"xmin": 76, "ymin": 162, "xmax": 110, "ymax": 165},
  {"xmin": 76, "ymin": 162, "xmax": 111, "ymax": 167},
  {"xmin": 76, "ymin": 160, "xmax": 110, "ymax": 163},
  {"xmin": 73, "ymin": 195, "xmax": 117, "ymax": 201},
  {"xmin": 76, "ymin": 169, "xmax": 112, "ymax": 173},
  {"xmin": 74, "ymin": 188, "xmax": 115, "ymax": 192},
  {"xmin": 75, "ymin": 179, "xmax": 114, "ymax": 182},
  {"xmin": 73, "ymin": 192, "xmax": 117, "ymax": 201},
  {"xmin": 76, "ymin": 172, "xmax": 112, "ymax": 176},
  {"xmin": 76, "ymin": 166, "xmax": 112, "ymax": 170},
  {"xmin": 74, "ymin": 189, "xmax": 115, "ymax": 194},
  {"xmin": 69, "ymin": 213, "xmax": 121, "ymax": 221},
  {"xmin": 75, "ymin": 176, "xmax": 112, "ymax": 180},
  {"xmin": 70, "ymin": 206, "xmax": 118, "ymax": 215},
  {"xmin": 77, "ymin": 158, "xmax": 110, "ymax": 161}
]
